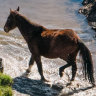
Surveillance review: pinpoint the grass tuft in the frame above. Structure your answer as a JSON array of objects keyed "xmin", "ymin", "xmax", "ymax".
[
  {"xmin": 0, "ymin": 86, "xmax": 12, "ymax": 96},
  {"xmin": 0, "ymin": 73, "xmax": 13, "ymax": 96},
  {"xmin": 0, "ymin": 73, "xmax": 13, "ymax": 86}
]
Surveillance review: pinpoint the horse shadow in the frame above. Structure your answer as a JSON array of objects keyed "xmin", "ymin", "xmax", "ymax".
[
  {"xmin": 12, "ymin": 76, "xmax": 63, "ymax": 96},
  {"xmin": 60, "ymin": 85, "xmax": 93, "ymax": 96},
  {"xmin": 12, "ymin": 76, "xmax": 94, "ymax": 96}
]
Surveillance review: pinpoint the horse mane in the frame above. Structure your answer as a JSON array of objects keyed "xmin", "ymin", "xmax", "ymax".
[{"xmin": 13, "ymin": 11, "xmax": 47, "ymax": 30}]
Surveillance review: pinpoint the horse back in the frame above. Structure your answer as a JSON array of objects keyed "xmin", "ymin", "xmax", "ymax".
[
  {"xmin": 41, "ymin": 29, "xmax": 80, "ymax": 43},
  {"xmin": 38, "ymin": 29, "xmax": 80, "ymax": 59}
]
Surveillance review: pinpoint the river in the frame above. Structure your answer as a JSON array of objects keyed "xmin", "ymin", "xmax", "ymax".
[{"xmin": 0, "ymin": 0, "xmax": 96, "ymax": 96}]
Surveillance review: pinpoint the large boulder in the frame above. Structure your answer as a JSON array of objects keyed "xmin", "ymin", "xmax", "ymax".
[
  {"xmin": 87, "ymin": 3, "xmax": 96, "ymax": 28},
  {"xmin": 79, "ymin": 0, "xmax": 96, "ymax": 29},
  {"xmin": 79, "ymin": 3, "xmax": 94, "ymax": 16},
  {"xmin": 82, "ymin": 0, "xmax": 95, "ymax": 5}
]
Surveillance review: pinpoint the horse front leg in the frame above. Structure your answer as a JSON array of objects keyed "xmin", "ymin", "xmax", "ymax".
[
  {"xmin": 35, "ymin": 56, "xmax": 48, "ymax": 82},
  {"xmin": 25, "ymin": 55, "xmax": 34, "ymax": 76}
]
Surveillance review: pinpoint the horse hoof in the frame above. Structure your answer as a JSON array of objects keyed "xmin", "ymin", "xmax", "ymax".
[
  {"xmin": 70, "ymin": 78, "xmax": 74, "ymax": 81},
  {"xmin": 92, "ymin": 83, "xmax": 95, "ymax": 87},
  {"xmin": 66, "ymin": 82, "xmax": 72, "ymax": 87},
  {"xmin": 26, "ymin": 69, "xmax": 31, "ymax": 73},
  {"xmin": 41, "ymin": 78, "xmax": 49, "ymax": 82},
  {"xmin": 59, "ymin": 71, "xmax": 63, "ymax": 77},
  {"xmin": 59, "ymin": 68, "xmax": 63, "ymax": 77},
  {"xmin": 21, "ymin": 72, "xmax": 30, "ymax": 77}
]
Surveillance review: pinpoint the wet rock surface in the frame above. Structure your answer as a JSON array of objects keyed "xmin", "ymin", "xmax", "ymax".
[
  {"xmin": 82, "ymin": 0, "xmax": 95, "ymax": 5},
  {"xmin": 79, "ymin": 0, "xmax": 96, "ymax": 30}
]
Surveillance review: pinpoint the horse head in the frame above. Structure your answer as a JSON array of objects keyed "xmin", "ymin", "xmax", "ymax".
[{"xmin": 4, "ymin": 7, "xmax": 20, "ymax": 33}]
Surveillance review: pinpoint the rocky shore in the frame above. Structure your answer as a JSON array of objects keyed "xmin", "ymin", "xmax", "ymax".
[{"xmin": 79, "ymin": 0, "xmax": 96, "ymax": 30}]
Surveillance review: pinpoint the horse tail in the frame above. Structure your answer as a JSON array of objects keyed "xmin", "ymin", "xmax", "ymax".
[{"xmin": 78, "ymin": 39, "xmax": 95, "ymax": 86}]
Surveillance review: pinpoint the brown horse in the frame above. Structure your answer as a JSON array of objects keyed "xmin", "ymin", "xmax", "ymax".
[{"xmin": 4, "ymin": 7, "xmax": 95, "ymax": 86}]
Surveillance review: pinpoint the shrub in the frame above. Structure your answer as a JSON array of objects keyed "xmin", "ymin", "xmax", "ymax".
[
  {"xmin": 0, "ymin": 73, "xmax": 13, "ymax": 86},
  {"xmin": 0, "ymin": 73, "xmax": 13, "ymax": 96},
  {"xmin": 0, "ymin": 86, "xmax": 12, "ymax": 96}
]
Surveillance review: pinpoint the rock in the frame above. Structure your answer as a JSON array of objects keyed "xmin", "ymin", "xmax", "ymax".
[
  {"xmin": 79, "ymin": 0, "xmax": 96, "ymax": 30},
  {"xmin": 82, "ymin": 0, "xmax": 95, "ymax": 5},
  {"xmin": 79, "ymin": 3, "xmax": 94, "ymax": 16},
  {"xmin": 0, "ymin": 58, "xmax": 3, "ymax": 73}
]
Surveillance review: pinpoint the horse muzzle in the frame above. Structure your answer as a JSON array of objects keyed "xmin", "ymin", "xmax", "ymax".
[{"xmin": 4, "ymin": 26, "xmax": 9, "ymax": 32}]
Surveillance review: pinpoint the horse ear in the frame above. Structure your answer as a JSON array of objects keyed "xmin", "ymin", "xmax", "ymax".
[
  {"xmin": 17, "ymin": 6, "xmax": 20, "ymax": 11},
  {"xmin": 10, "ymin": 8, "xmax": 12, "ymax": 13}
]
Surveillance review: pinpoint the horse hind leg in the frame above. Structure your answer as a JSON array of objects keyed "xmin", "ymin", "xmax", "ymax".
[
  {"xmin": 59, "ymin": 63, "xmax": 72, "ymax": 77},
  {"xmin": 59, "ymin": 55, "xmax": 77, "ymax": 81},
  {"xmin": 59, "ymin": 61, "xmax": 77, "ymax": 82},
  {"xmin": 69, "ymin": 49, "xmax": 78, "ymax": 81},
  {"xmin": 70, "ymin": 61, "xmax": 77, "ymax": 81}
]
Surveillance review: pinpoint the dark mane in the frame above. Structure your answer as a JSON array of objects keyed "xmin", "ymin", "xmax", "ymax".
[{"xmin": 15, "ymin": 11, "xmax": 47, "ymax": 31}]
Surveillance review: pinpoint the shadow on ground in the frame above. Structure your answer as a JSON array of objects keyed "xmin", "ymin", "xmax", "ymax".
[
  {"xmin": 60, "ymin": 85, "xmax": 93, "ymax": 96},
  {"xmin": 12, "ymin": 76, "xmax": 63, "ymax": 96},
  {"xmin": 12, "ymin": 76, "xmax": 94, "ymax": 96}
]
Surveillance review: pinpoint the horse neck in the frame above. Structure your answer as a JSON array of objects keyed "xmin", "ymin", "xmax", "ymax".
[{"xmin": 15, "ymin": 14, "xmax": 45, "ymax": 42}]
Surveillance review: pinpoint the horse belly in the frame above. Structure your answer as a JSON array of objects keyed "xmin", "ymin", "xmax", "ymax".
[
  {"xmin": 40, "ymin": 31, "xmax": 79, "ymax": 60},
  {"xmin": 45, "ymin": 44, "xmax": 78, "ymax": 61}
]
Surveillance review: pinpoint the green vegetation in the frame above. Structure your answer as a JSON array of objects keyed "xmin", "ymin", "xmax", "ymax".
[
  {"xmin": 0, "ymin": 86, "xmax": 12, "ymax": 96},
  {"xmin": 0, "ymin": 73, "xmax": 13, "ymax": 96}
]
